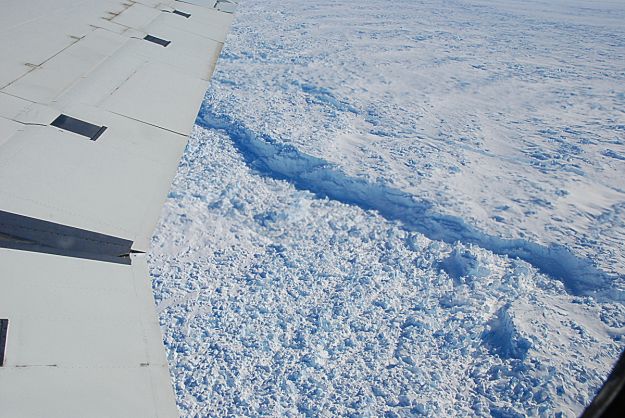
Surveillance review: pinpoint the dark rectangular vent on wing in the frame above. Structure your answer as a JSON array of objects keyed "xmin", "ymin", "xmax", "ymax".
[
  {"xmin": 0, "ymin": 319, "xmax": 8, "ymax": 367},
  {"xmin": 173, "ymin": 9, "xmax": 191, "ymax": 18},
  {"xmin": 144, "ymin": 34, "xmax": 171, "ymax": 47},
  {"xmin": 50, "ymin": 114, "xmax": 107, "ymax": 141}
]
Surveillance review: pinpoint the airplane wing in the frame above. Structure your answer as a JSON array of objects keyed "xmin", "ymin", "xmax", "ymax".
[{"xmin": 0, "ymin": 1, "xmax": 237, "ymax": 416}]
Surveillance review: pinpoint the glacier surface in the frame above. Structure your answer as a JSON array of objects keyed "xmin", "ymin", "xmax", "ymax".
[{"xmin": 149, "ymin": 0, "xmax": 625, "ymax": 416}]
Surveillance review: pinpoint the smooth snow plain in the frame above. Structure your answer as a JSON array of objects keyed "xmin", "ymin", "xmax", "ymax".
[{"xmin": 149, "ymin": 0, "xmax": 625, "ymax": 416}]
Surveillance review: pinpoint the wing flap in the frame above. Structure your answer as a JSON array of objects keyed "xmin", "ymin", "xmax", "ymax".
[
  {"xmin": 0, "ymin": 249, "xmax": 178, "ymax": 417},
  {"xmin": 0, "ymin": 366, "xmax": 177, "ymax": 417}
]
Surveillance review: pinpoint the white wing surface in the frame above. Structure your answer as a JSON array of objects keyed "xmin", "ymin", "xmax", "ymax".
[{"xmin": 0, "ymin": 1, "xmax": 236, "ymax": 416}]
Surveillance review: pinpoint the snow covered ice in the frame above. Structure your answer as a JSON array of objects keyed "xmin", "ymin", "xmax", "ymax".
[{"xmin": 149, "ymin": 0, "xmax": 625, "ymax": 416}]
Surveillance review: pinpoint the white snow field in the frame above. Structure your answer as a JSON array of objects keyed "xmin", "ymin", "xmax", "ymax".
[{"xmin": 149, "ymin": 0, "xmax": 625, "ymax": 416}]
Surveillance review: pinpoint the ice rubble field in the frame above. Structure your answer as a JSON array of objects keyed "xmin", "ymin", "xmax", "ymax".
[{"xmin": 149, "ymin": 0, "xmax": 625, "ymax": 416}]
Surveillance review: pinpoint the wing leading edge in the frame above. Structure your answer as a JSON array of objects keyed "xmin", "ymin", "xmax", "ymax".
[{"xmin": 0, "ymin": 1, "xmax": 237, "ymax": 416}]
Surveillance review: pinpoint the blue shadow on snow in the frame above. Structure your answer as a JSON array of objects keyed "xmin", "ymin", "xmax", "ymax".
[{"xmin": 197, "ymin": 105, "xmax": 622, "ymax": 301}]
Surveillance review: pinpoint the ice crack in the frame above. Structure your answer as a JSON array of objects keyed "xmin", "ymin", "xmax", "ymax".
[{"xmin": 198, "ymin": 106, "xmax": 623, "ymax": 301}]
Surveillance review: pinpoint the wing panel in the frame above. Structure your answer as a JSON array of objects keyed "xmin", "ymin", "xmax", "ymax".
[
  {"xmin": 101, "ymin": 62, "xmax": 210, "ymax": 134},
  {"xmin": 0, "ymin": 0, "xmax": 130, "ymax": 88},
  {"xmin": 0, "ymin": 367, "xmax": 176, "ymax": 418},
  {"xmin": 155, "ymin": 5, "xmax": 235, "ymax": 43},
  {"xmin": 0, "ymin": 118, "xmax": 21, "ymax": 148},
  {"xmin": 111, "ymin": 2, "xmax": 164, "ymax": 30},
  {"xmin": 0, "ymin": 249, "xmax": 178, "ymax": 417},
  {"xmin": 2, "ymin": 29, "xmax": 128, "ymax": 104}
]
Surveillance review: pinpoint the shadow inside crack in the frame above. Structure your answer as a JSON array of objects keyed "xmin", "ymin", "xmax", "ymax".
[{"xmin": 197, "ymin": 105, "xmax": 623, "ymax": 302}]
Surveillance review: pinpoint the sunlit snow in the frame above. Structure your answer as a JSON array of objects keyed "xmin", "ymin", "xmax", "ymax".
[{"xmin": 149, "ymin": 0, "xmax": 625, "ymax": 416}]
